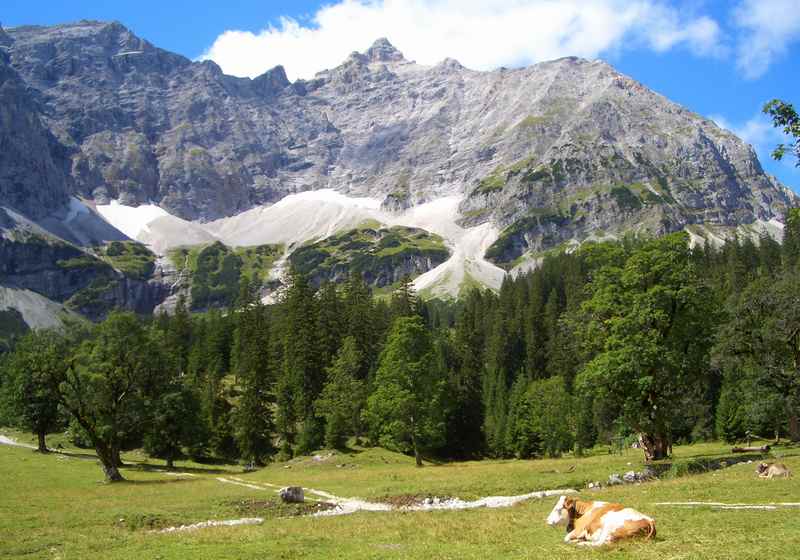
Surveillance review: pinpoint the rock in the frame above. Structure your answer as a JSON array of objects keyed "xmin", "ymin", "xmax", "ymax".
[
  {"xmin": 641, "ymin": 466, "xmax": 658, "ymax": 480},
  {"xmin": 588, "ymin": 482, "xmax": 595, "ymax": 489},
  {"xmin": 608, "ymin": 474, "xmax": 624, "ymax": 486},
  {"xmin": 0, "ymin": 19, "xmax": 794, "ymax": 312},
  {"xmin": 279, "ymin": 486, "xmax": 304, "ymax": 503},
  {"xmin": 623, "ymin": 470, "xmax": 638, "ymax": 483},
  {"xmin": 0, "ymin": 52, "xmax": 72, "ymax": 219},
  {"xmin": 2, "ymin": 21, "xmax": 792, "ymax": 232}
]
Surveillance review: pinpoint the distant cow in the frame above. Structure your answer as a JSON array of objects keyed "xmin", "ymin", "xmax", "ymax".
[
  {"xmin": 546, "ymin": 495, "xmax": 656, "ymax": 547},
  {"xmin": 756, "ymin": 462, "xmax": 793, "ymax": 479}
]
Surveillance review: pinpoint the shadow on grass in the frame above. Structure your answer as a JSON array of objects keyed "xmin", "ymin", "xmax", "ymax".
[
  {"xmin": 125, "ymin": 462, "xmax": 234, "ymax": 476},
  {"xmin": 116, "ymin": 477, "xmax": 197, "ymax": 486}
]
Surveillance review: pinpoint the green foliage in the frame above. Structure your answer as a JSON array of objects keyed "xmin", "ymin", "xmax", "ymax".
[
  {"xmin": 289, "ymin": 226, "xmax": 448, "ymax": 287},
  {"xmin": 143, "ymin": 384, "xmax": 204, "ymax": 467},
  {"xmin": 485, "ymin": 209, "xmax": 568, "ymax": 266},
  {"xmin": 365, "ymin": 316, "xmax": 446, "ymax": 465},
  {"xmin": 315, "ymin": 337, "xmax": 366, "ymax": 449},
  {"xmin": 763, "ymin": 99, "xmax": 800, "ymax": 166},
  {"xmin": 473, "ymin": 173, "xmax": 506, "ymax": 195},
  {"xmin": 63, "ymin": 312, "xmax": 166, "ymax": 480},
  {"xmin": 97, "ymin": 241, "xmax": 156, "ymax": 280},
  {"xmin": 278, "ymin": 270, "xmax": 322, "ymax": 455},
  {"xmin": 56, "ymin": 255, "xmax": 111, "ymax": 272},
  {"xmin": 715, "ymin": 382, "xmax": 746, "ymax": 443},
  {"xmin": 231, "ymin": 279, "xmax": 276, "ymax": 465},
  {"xmin": 576, "ymin": 233, "xmax": 716, "ymax": 459},
  {"xmin": 504, "ymin": 377, "xmax": 574, "ymax": 458},
  {"xmin": 609, "ymin": 185, "xmax": 642, "ymax": 210},
  {"xmin": 169, "ymin": 242, "xmax": 281, "ymax": 310},
  {"xmin": 0, "ymin": 308, "xmax": 29, "ymax": 353},
  {"xmin": 0, "ymin": 330, "xmax": 63, "ymax": 450},
  {"xmin": 713, "ymin": 274, "xmax": 800, "ymax": 441},
  {"xmin": 65, "ymin": 276, "xmax": 118, "ymax": 314}
]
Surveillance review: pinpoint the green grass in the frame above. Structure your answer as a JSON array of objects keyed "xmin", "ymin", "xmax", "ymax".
[
  {"xmin": 2, "ymin": 430, "xmax": 799, "ymax": 559},
  {"xmin": 167, "ymin": 242, "xmax": 282, "ymax": 309},
  {"xmin": 289, "ymin": 226, "xmax": 448, "ymax": 287},
  {"xmin": 96, "ymin": 241, "xmax": 156, "ymax": 280}
]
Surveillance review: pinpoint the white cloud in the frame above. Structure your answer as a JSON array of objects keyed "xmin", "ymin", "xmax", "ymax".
[
  {"xmin": 200, "ymin": 0, "xmax": 723, "ymax": 81},
  {"xmin": 734, "ymin": 0, "xmax": 800, "ymax": 79}
]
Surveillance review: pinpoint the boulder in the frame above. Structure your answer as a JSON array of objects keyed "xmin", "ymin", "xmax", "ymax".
[
  {"xmin": 641, "ymin": 466, "xmax": 658, "ymax": 480},
  {"xmin": 279, "ymin": 486, "xmax": 304, "ymax": 503},
  {"xmin": 608, "ymin": 473, "xmax": 623, "ymax": 486},
  {"xmin": 623, "ymin": 470, "xmax": 638, "ymax": 483}
]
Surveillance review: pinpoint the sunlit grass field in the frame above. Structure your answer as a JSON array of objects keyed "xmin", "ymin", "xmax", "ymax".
[{"xmin": 1, "ymin": 429, "xmax": 799, "ymax": 559}]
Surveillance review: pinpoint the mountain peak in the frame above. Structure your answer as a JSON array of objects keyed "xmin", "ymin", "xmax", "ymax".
[{"xmin": 365, "ymin": 37, "xmax": 404, "ymax": 62}]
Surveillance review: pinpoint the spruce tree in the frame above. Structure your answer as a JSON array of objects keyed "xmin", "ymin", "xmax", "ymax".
[
  {"xmin": 315, "ymin": 336, "xmax": 365, "ymax": 449},
  {"xmin": 365, "ymin": 316, "xmax": 445, "ymax": 466},
  {"xmin": 232, "ymin": 277, "xmax": 276, "ymax": 465},
  {"xmin": 279, "ymin": 269, "xmax": 323, "ymax": 455}
]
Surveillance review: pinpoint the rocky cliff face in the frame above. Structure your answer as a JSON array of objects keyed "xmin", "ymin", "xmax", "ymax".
[
  {"xmin": 0, "ymin": 20, "xmax": 796, "ymax": 321},
  {"xmin": 0, "ymin": 37, "xmax": 72, "ymax": 219},
  {"xmin": 0, "ymin": 229, "xmax": 168, "ymax": 321},
  {"xmin": 3, "ymin": 20, "xmax": 793, "ymax": 230}
]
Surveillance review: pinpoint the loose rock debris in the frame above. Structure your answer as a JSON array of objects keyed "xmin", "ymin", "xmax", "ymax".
[{"xmin": 158, "ymin": 517, "xmax": 264, "ymax": 533}]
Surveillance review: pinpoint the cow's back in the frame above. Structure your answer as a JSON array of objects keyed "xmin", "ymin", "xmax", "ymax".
[{"xmin": 603, "ymin": 508, "xmax": 656, "ymax": 542}]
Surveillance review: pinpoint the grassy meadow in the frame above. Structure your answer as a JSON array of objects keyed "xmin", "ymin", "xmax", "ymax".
[{"xmin": 1, "ymin": 430, "xmax": 799, "ymax": 559}]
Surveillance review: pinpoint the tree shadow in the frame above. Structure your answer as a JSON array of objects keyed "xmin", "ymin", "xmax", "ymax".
[
  {"xmin": 115, "ymin": 477, "xmax": 197, "ymax": 486},
  {"xmin": 126, "ymin": 461, "xmax": 232, "ymax": 476}
]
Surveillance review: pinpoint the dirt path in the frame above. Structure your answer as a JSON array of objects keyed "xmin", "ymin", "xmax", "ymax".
[
  {"xmin": 0, "ymin": 435, "xmax": 36, "ymax": 449},
  {"xmin": 211, "ymin": 476, "xmax": 576, "ymax": 517}
]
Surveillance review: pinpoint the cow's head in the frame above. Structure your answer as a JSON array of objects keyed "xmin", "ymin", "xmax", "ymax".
[{"xmin": 546, "ymin": 495, "xmax": 574, "ymax": 527}]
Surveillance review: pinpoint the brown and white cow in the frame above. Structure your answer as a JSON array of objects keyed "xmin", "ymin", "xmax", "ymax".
[
  {"xmin": 756, "ymin": 462, "xmax": 793, "ymax": 479},
  {"xmin": 546, "ymin": 495, "xmax": 656, "ymax": 547}
]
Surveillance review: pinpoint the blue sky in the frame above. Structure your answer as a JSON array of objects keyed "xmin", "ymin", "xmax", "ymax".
[{"xmin": 4, "ymin": 0, "xmax": 799, "ymax": 191}]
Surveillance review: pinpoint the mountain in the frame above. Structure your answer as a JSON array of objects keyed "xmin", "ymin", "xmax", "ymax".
[{"xmin": 0, "ymin": 20, "xmax": 795, "ymax": 325}]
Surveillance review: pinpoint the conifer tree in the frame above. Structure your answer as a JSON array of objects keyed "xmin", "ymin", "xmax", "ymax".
[
  {"xmin": 232, "ymin": 277, "xmax": 276, "ymax": 465},
  {"xmin": 366, "ymin": 316, "xmax": 445, "ymax": 466},
  {"xmin": 279, "ymin": 269, "xmax": 323, "ymax": 454},
  {"xmin": 315, "ymin": 336, "xmax": 365, "ymax": 449},
  {"xmin": 447, "ymin": 291, "xmax": 486, "ymax": 457},
  {"xmin": 390, "ymin": 275, "xmax": 418, "ymax": 319}
]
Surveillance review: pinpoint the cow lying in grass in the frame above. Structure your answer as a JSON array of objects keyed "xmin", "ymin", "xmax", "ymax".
[
  {"xmin": 546, "ymin": 495, "xmax": 656, "ymax": 547},
  {"xmin": 756, "ymin": 462, "xmax": 793, "ymax": 479}
]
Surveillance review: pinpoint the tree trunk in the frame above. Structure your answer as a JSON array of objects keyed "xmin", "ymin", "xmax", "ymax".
[
  {"xmin": 413, "ymin": 444, "xmax": 423, "ymax": 467},
  {"xmin": 732, "ymin": 445, "xmax": 771, "ymax": 453},
  {"xmin": 112, "ymin": 445, "xmax": 125, "ymax": 468},
  {"xmin": 639, "ymin": 433, "xmax": 670, "ymax": 461},
  {"xmin": 166, "ymin": 456, "xmax": 174, "ymax": 469},
  {"xmin": 96, "ymin": 444, "xmax": 125, "ymax": 482},
  {"xmin": 789, "ymin": 414, "xmax": 800, "ymax": 442},
  {"xmin": 410, "ymin": 430, "xmax": 423, "ymax": 468},
  {"xmin": 36, "ymin": 430, "xmax": 48, "ymax": 454}
]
